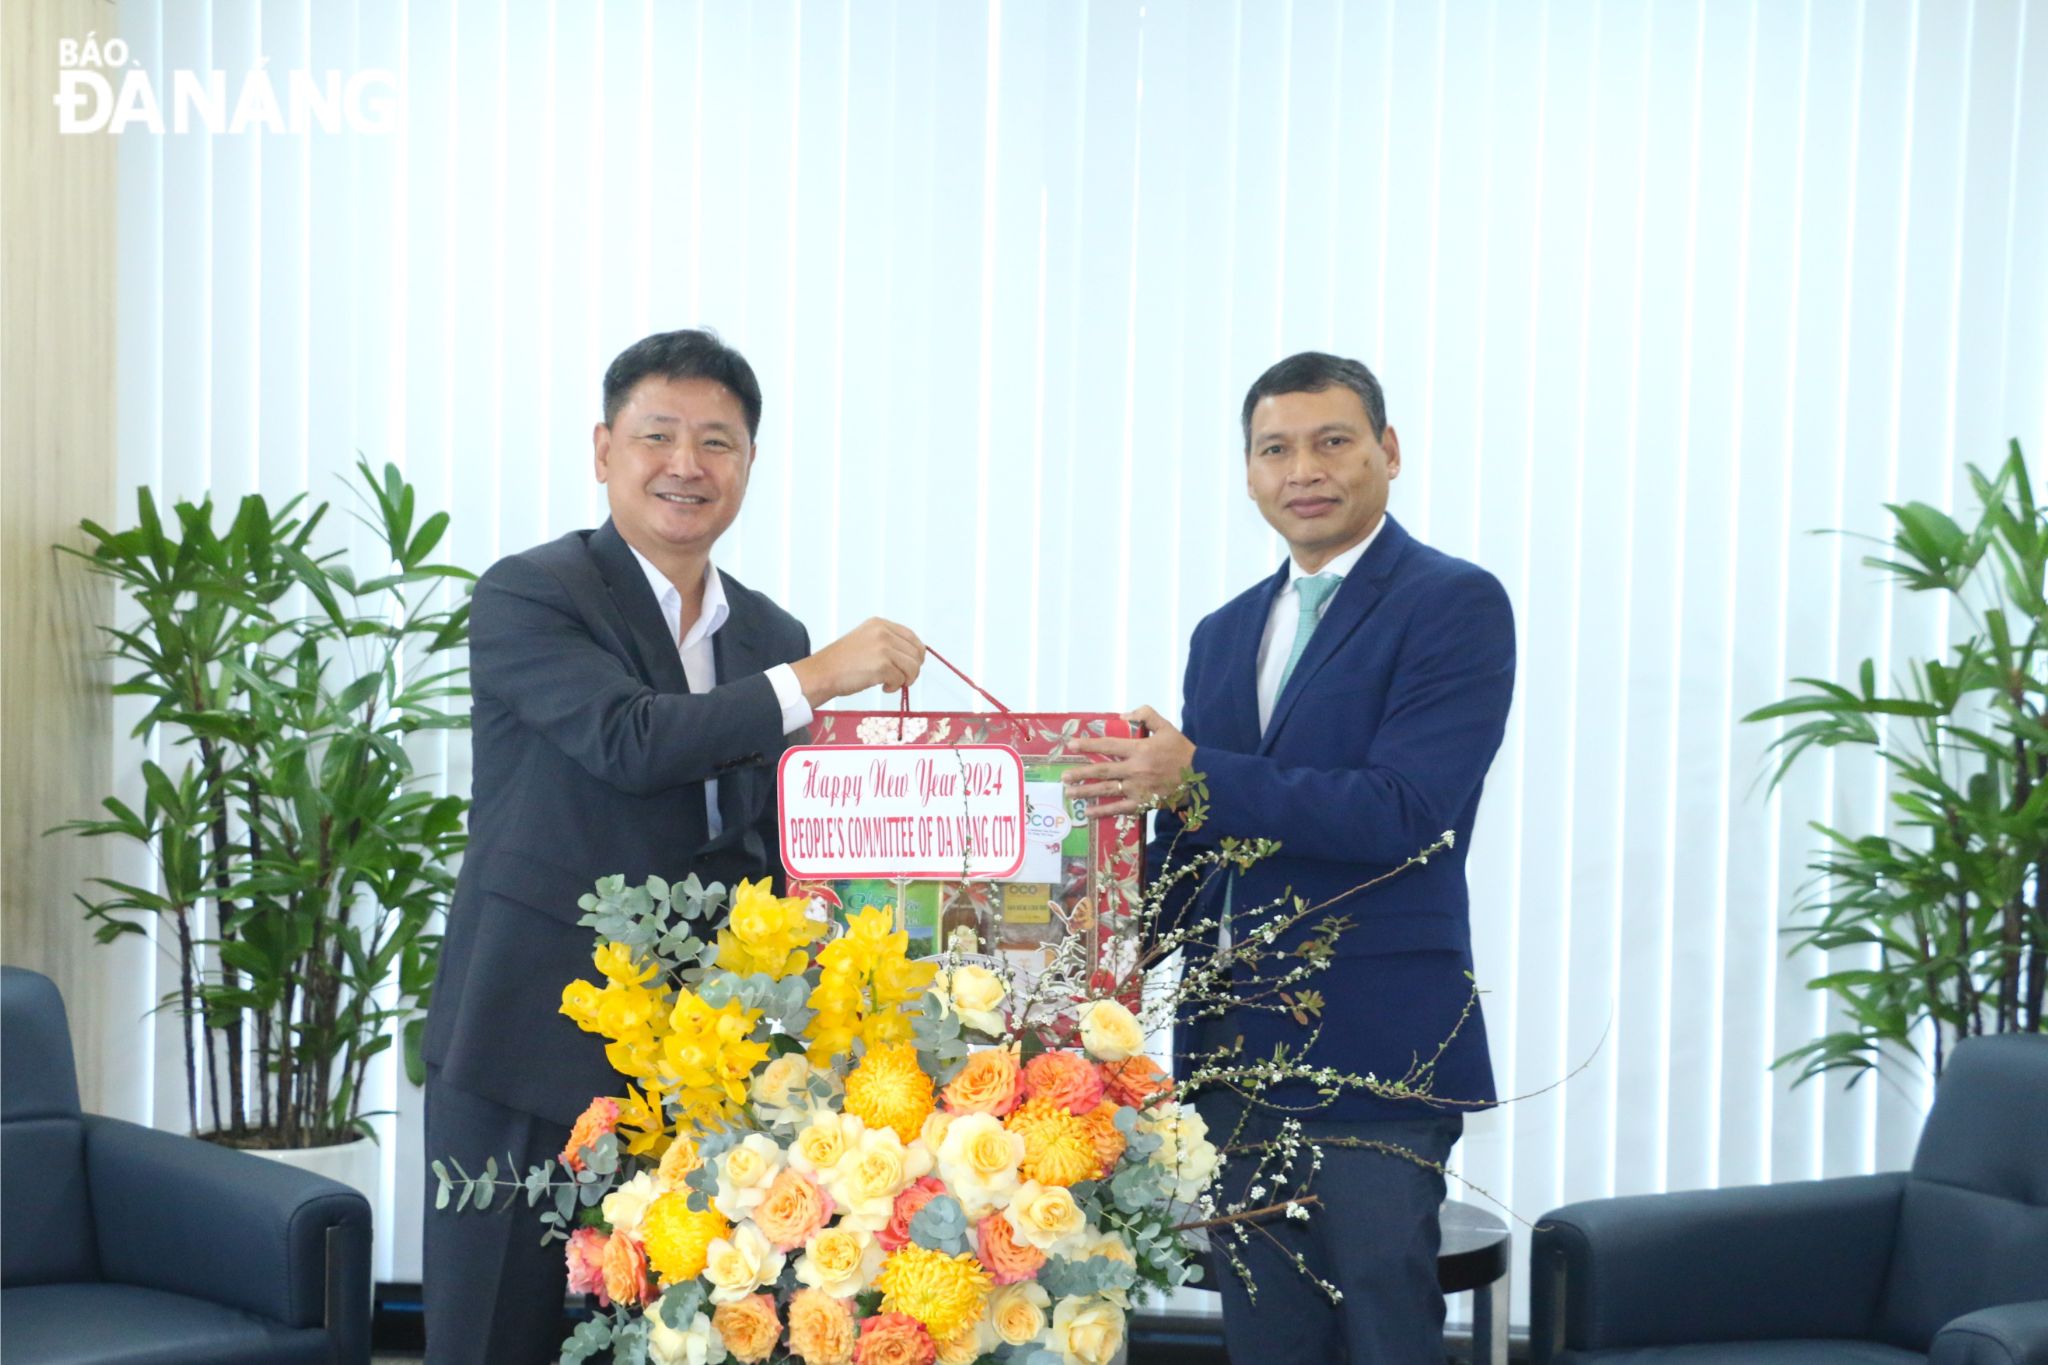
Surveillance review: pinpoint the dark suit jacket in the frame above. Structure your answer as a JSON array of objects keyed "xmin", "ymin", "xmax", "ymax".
[
  {"xmin": 1155, "ymin": 514, "xmax": 1515, "ymax": 1122},
  {"xmin": 423, "ymin": 520, "xmax": 810, "ymax": 1125}
]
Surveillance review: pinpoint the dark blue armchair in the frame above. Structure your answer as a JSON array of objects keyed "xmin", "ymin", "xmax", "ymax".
[
  {"xmin": 0, "ymin": 966, "xmax": 372, "ymax": 1364},
  {"xmin": 1530, "ymin": 1034, "xmax": 2048, "ymax": 1364}
]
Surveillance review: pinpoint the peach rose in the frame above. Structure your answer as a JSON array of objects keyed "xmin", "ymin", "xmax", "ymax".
[
  {"xmin": 941, "ymin": 1047, "xmax": 1022, "ymax": 1118},
  {"xmin": 601, "ymin": 1228, "xmax": 652, "ymax": 1308},
  {"xmin": 1021, "ymin": 1050, "xmax": 1105, "ymax": 1115},
  {"xmin": 753, "ymin": 1168, "xmax": 836, "ymax": 1251},
  {"xmin": 657, "ymin": 1133, "xmax": 703, "ymax": 1187},
  {"xmin": 1101, "ymin": 1055, "xmax": 1173, "ymax": 1109},
  {"xmin": 713, "ymin": 1292, "xmax": 783, "ymax": 1364},
  {"xmin": 878, "ymin": 1175, "xmax": 949, "ymax": 1253},
  {"xmin": 560, "ymin": 1096, "xmax": 620, "ymax": 1172},
  {"xmin": 787, "ymin": 1287, "xmax": 857, "ymax": 1365},
  {"xmin": 564, "ymin": 1226, "xmax": 611, "ymax": 1306},
  {"xmin": 973, "ymin": 1209, "xmax": 1046, "ymax": 1285},
  {"xmin": 855, "ymin": 1311, "xmax": 936, "ymax": 1365}
]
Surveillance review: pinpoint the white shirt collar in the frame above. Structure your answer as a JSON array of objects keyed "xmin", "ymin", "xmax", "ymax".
[
  {"xmin": 1287, "ymin": 513, "xmax": 1386, "ymax": 586},
  {"xmin": 625, "ymin": 542, "xmax": 729, "ymax": 648}
]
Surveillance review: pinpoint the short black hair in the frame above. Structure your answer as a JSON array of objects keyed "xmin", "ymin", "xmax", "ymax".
[
  {"xmin": 602, "ymin": 329, "xmax": 764, "ymax": 438},
  {"xmin": 1240, "ymin": 351, "xmax": 1388, "ymax": 448}
]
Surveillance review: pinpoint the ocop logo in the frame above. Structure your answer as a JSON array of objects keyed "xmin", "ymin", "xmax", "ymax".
[{"xmin": 54, "ymin": 33, "xmax": 400, "ymax": 135}]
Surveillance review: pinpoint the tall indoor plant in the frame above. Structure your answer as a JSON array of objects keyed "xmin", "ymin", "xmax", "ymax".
[
  {"xmin": 57, "ymin": 460, "xmax": 473, "ymax": 1148},
  {"xmin": 1746, "ymin": 440, "xmax": 2048, "ymax": 1083}
]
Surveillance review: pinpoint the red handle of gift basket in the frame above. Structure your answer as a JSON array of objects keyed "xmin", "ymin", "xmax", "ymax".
[{"xmin": 900, "ymin": 645, "xmax": 1013, "ymax": 716}]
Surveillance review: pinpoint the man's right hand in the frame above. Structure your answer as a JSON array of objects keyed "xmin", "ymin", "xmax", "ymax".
[{"xmin": 791, "ymin": 618, "xmax": 926, "ymax": 706}]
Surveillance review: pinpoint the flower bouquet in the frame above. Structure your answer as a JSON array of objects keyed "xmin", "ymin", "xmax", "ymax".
[{"xmin": 436, "ymin": 800, "xmax": 1461, "ymax": 1365}]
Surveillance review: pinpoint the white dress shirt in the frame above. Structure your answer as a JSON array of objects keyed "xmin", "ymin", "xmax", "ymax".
[
  {"xmin": 627, "ymin": 545, "xmax": 813, "ymax": 838},
  {"xmin": 1253, "ymin": 516, "xmax": 1385, "ymax": 733}
]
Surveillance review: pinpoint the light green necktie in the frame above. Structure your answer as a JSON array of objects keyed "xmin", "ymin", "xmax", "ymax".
[
  {"xmin": 1224, "ymin": 572, "xmax": 1342, "ymax": 945},
  {"xmin": 1276, "ymin": 572, "xmax": 1341, "ymax": 694}
]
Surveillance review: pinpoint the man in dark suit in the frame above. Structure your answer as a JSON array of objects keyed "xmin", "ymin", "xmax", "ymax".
[
  {"xmin": 421, "ymin": 330, "xmax": 924, "ymax": 1364},
  {"xmin": 1068, "ymin": 352, "xmax": 1515, "ymax": 1362}
]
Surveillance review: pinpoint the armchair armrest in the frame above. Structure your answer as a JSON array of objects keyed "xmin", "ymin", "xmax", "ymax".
[
  {"xmin": 1933, "ymin": 1302, "xmax": 2048, "ymax": 1365},
  {"xmin": 83, "ymin": 1116, "xmax": 370, "ymax": 1361},
  {"xmin": 1529, "ymin": 1173, "xmax": 1907, "ymax": 1362}
]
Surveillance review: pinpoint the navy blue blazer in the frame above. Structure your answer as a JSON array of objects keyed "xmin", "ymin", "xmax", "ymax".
[
  {"xmin": 424, "ymin": 520, "xmax": 810, "ymax": 1125},
  {"xmin": 1155, "ymin": 515, "xmax": 1515, "ymax": 1122}
]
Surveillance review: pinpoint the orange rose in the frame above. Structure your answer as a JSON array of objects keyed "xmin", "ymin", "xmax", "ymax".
[
  {"xmin": 974, "ymin": 1210, "xmax": 1047, "ymax": 1285},
  {"xmin": 855, "ymin": 1312, "xmax": 936, "ymax": 1365},
  {"xmin": 879, "ymin": 1175, "xmax": 948, "ymax": 1253},
  {"xmin": 787, "ymin": 1287, "xmax": 857, "ymax": 1365},
  {"xmin": 753, "ymin": 1168, "xmax": 836, "ymax": 1251},
  {"xmin": 713, "ymin": 1292, "xmax": 783, "ymax": 1364},
  {"xmin": 1021, "ymin": 1050, "xmax": 1105, "ymax": 1115},
  {"xmin": 1101, "ymin": 1055, "xmax": 1174, "ymax": 1109},
  {"xmin": 1080, "ymin": 1100, "xmax": 1127, "ymax": 1171},
  {"xmin": 560, "ymin": 1096, "xmax": 620, "ymax": 1172},
  {"xmin": 600, "ymin": 1228, "xmax": 652, "ymax": 1308},
  {"xmin": 941, "ymin": 1046, "xmax": 1022, "ymax": 1118}
]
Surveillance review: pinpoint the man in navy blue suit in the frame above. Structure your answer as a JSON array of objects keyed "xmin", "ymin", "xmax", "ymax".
[{"xmin": 1068, "ymin": 352, "xmax": 1516, "ymax": 1362}]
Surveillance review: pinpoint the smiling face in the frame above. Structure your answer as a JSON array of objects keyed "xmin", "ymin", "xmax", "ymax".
[
  {"xmin": 1245, "ymin": 385, "xmax": 1401, "ymax": 572},
  {"xmin": 593, "ymin": 374, "xmax": 755, "ymax": 565}
]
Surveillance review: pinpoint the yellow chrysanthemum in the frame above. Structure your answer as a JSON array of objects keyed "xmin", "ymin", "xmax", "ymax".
[
  {"xmin": 661, "ymin": 991, "xmax": 770, "ymax": 1126},
  {"xmin": 641, "ymin": 1191, "xmax": 731, "ymax": 1285},
  {"xmin": 715, "ymin": 878, "xmax": 823, "ymax": 980},
  {"xmin": 875, "ymin": 1245, "xmax": 994, "ymax": 1341},
  {"xmin": 1006, "ymin": 1098, "xmax": 1104, "ymax": 1187},
  {"xmin": 842, "ymin": 1042, "xmax": 935, "ymax": 1143}
]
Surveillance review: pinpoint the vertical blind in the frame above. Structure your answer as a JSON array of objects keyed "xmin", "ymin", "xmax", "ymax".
[{"xmin": 105, "ymin": 0, "xmax": 2048, "ymax": 1310}]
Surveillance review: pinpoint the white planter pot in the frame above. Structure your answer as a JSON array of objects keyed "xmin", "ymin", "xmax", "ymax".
[{"xmin": 246, "ymin": 1135, "xmax": 381, "ymax": 1207}]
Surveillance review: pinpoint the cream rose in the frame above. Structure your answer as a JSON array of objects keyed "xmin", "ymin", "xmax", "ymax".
[
  {"xmin": 702, "ymin": 1223, "xmax": 787, "ymax": 1304},
  {"xmin": 934, "ymin": 1112, "xmax": 1025, "ymax": 1219},
  {"xmin": 919, "ymin": 1107, "xmax": 955, "ymax": 1153},
  {"xmin": 712, "ymin": 1134, "xmax": 789, "ymax": 1222},
  {"xmin": 1077, "ymin": 999, "xmax": 1145, "ymax": 1063},
  {"xmin": 751, "ymin": 1053, "xmax": 836, "ymax": 1131},
  {"xmin": 932, "ymin": 964, "xmax": 1009, "ymax": 1035},
  {"xmin": 987, "ymin": 1281, "xmax": 1051, "ymax": 1346},
  {"xmin": 824, "ymin": 1126, "xmax": 933, "ymax": 1231},
  {"xmin": 1049, "ymin": 1295, "xmax": 1125, "ymax": 1365},
  {"xmin": 1004, "ymin": 1180, "xmax": 1087, "ymax": 1254},
  {"xmin": 792, "ymin": 1223, "xmax": 884, "ymax": 1299},
  {"xmin": 935, "ymin": 1317, "xmax": 997, "ymax": 1365},
  {"xmin": 600, "ymin": 1169, "xmax": 662, "ymax": 1239},
  {"xmin": 1071, "ymin": 1227, "xmax": 1137, "ymax": 1306},
  {"xmin": 1141, "ymin": 1103, "xmax": 1219, "ymax": 1202},
  {"xmin": 646, "ymin": 1299, "xmax": 729, "ymax": 1365},
  {"xmin": 788, "ymin": 1111, "xmax": 865, "ymax": 1185}
]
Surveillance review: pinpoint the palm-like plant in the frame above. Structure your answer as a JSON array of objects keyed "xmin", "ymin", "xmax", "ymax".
[
  {"xmin": 1747, "ymin": 440, "xmax": 2048, "ymax": 1083},
  {"xmin": 56, "ymin": 461, "xmax": 473, "ymax": 1145}
]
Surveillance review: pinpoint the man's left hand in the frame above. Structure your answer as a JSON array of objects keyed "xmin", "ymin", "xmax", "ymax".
[{"xmin": 1063, "ymin": 706, "xmax": 1196, "ymax": 818}]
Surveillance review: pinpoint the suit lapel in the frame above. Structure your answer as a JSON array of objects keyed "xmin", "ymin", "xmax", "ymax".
[
  {"xmin": 1259, "ymin": 516, "xmax": 1411, "ymax": 754},
  {"xmin": 1219, "ymin": 561, "xmax": 1290, "ymax": 752},
  {"xmin": 589, "ymin": 520, "xmax": 690, "ymax": 694},
  {"xmin": 709, "ymin": 572, "xmax": 769, "ymax": 845}
]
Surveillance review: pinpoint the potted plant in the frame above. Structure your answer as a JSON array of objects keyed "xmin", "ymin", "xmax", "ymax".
[
  {"xmin": 1746, "ymin": 439, "xmax": 2047, "ymax": 1084},
  {"xmin": 55, "ymin": 460, "xmax": 473, "ymax": 1194}
]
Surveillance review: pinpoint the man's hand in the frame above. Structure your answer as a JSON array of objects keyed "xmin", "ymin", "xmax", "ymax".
[
  {"xmin": 1063, "ymin": 706, "xmax": 1196, "ymax": 818},
  {"xmin": 792, "ymin": 618, "xmax": 926, "ymax": 707}
]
